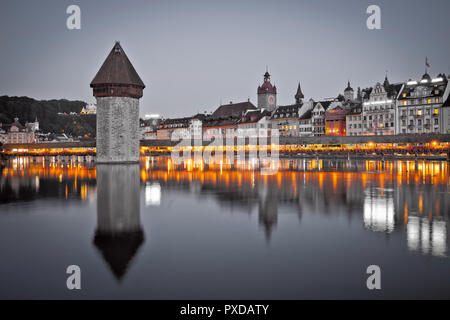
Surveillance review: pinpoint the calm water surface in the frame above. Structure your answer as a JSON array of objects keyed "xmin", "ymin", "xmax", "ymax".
[{"xmin": 0, "ymin": 156, "xmax": 449, "ymax": 299}]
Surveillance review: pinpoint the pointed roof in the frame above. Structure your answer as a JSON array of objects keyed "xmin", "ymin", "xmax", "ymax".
[
  {"xmin": 295, "ymin": 82, "xmax": 304, "ymax": 100},
  {"xmin": 93, "ymin": 230, "xmax": 144, "ymax": 280},
  {"xmin": 90, "ymin": 42, "xmax": 145, "ymax": 88},
  {"xmin": 344, "ymin": 80, "xmax": 353, "ymax": 92}
]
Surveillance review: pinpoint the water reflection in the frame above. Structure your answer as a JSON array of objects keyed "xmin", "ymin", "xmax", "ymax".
[
  {"xmin": 0, "ymin": 156, "xmax": 96, "ymax": 203},
  {"xmin": 1, "ymin": 156, "xmax": 449, "ymax": 258},
  {"xmin": 94, "ymin": 164, "xmax": 144, "ymax": 280}
]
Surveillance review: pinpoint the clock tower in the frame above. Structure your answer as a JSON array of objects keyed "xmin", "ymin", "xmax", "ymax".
[{"xmin": 257, "ymin": 69, "xmax": 277, "ymax": 111}]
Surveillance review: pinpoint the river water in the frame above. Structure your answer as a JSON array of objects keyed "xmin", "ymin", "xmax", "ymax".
[{"xmin": 0, "ymin": 156, "xmax": 449, "ymax": 299}]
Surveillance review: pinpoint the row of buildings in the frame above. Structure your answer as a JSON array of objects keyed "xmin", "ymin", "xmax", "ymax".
[{"xmin": 141, "ymin": 69, "xmax": 450, "ymax": 140}]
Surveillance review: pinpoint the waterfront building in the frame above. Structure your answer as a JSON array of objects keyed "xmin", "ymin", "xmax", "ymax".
[
  {"xmin": 345, "ymin": 104, "xmax": 363, "ymax": 136},
  {"xmin": 396, "ymin": 73, "xmax": 450, "ymax": 134},
  {"xmin": 90, "ymin": 41, "xmax": 145, "ymax": 163},
  {"xmin": 362, "ymin": 77, "xmax": 401, "ymax": 136},
  {"xmin": 257, "ymin": 69, "xmax": 277, "ymax": 111},
  {"xmin": 298, "ymin": 109, "xmax": 313, "ymax": 136},
  {"xmin": 271, "ymin": 105, "xmax": 302, "ymax": 136},
  {"xmin": 325, "ymin": 103, "xmax": 348, "ymax": 136},
  {"xmin": 156, "ymin": 116, "xmax": 193, "ymax": 140},
  {"xmin": 203, "ymin": 101, "xmax": 257, "ymax": 139},
  {"xmin": 311, "ymin": 101, "xmax": 332, "ymax": 136},
  {"xmin": 235, "ymin": 109, "xmax": 272, "ymax": 137}
]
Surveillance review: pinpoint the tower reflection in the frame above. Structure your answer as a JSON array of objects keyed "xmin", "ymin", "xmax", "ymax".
[{"xmin": 93, "ymin": 164, "xmax": 144, "ymax": 280}]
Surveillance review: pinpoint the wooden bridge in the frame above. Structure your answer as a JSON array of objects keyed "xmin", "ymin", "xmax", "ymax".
[{"xmin": 1, "ymin": 134, "xmax": 450, "ymax": 159}]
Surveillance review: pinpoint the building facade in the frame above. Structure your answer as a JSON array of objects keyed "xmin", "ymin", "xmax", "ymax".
[
  {"xmin": 325, "ymin": 105, "xmax": 347, "ymax": 136},
  {"xmin": 311, "ymin": 101, "xmax": 332, "ymax": 136},
  {"xmin": 346, "ymin": 105, "xmax": 363, "ymax": 136},
  {"xmin": 396, "ymin": 73, "xmax": 450, "ymax": 134},
  {"xmin": 362, "ymin": 77, "xmax": 401, "ymax": 136}
]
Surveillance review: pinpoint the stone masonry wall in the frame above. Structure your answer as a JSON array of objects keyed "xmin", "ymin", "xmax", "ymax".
[{"xmin": 96, "ymin": 96, "xmax": 140, "ymax": 163}]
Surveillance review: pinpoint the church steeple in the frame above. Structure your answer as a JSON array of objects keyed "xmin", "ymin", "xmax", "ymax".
[
  {"xmin": 383, "ymin": 75, "xmax": 390, "ymax": 88},
  {"xmin": 295, "ymin": 82, "xmax": 304, "ymax": 104}
]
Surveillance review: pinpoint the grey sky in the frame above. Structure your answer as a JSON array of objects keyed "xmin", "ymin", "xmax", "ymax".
[{"xmin": 1, "ymin": 0, "xmax": 450, "ymax": 117}]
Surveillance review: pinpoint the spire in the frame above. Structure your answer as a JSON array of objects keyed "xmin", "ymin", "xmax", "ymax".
[
  {"xmin": 383, "ymin": 73, "xmax": 390, "ymax": 88},
  {"xmin": 344, "ymin": 80, "xmax": 353, "ymax": 92},
  {"xmin": 264, "ymin": 67, "xmax": 270, "ymax": 82},
  {"xmin": 295, "ymin": 82, "xmax": 304, "ymax": 104}
]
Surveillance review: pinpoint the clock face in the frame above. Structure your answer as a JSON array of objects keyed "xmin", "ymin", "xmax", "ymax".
[{"xmin": 268, "ymin": 95, "xmax": 275, "ymax": 104}]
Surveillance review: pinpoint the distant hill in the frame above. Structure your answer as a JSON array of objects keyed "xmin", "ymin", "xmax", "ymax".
[{"xmin": 0, "ymin": 96, "xmax": 96, "ymax": 137}]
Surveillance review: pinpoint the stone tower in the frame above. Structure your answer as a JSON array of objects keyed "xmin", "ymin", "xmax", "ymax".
[
  {"xmin": 257, "ymin": 69, "xmax": 277, "ymax": 111},
  {"xmin": 90, "ymin": 42, "xmax": 145, "ymax": 163}
]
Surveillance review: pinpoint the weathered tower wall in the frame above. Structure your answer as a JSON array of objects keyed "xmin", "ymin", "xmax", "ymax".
[{"xmin": 96, "ymin": 96, "xmax": 140, "ymax": 163}]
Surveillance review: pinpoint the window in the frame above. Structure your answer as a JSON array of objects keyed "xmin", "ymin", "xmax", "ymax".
[
  {"xmin": 434, "ymin": 108, "xmax": 439, "ymax": 115},
  {"xmin": 427, "ymin": 99, "xmax": 431, "ymax": 104},
  {"xmin": 417, "ymin": 110, "xmax": 422, "ymax": 116}
]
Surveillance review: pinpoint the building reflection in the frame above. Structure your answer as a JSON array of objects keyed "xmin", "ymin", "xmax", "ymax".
[
  {"xmin": 140, "ymin": 156, "xmax": 449, "ymax": 254},
  {"xmin": 145, "ymin": 182, "xmax": 161, "ymax": 206},
  {"xmin": 363, "ymin": 187, "xmax": 395, "ymax": 233},
  {"xmin": 407, "ymin": 217, "xmax": 447, "ymax": 257},
  {"xmin": 94, "ymin": 164, "xmax": 144, "ymax": 280}
]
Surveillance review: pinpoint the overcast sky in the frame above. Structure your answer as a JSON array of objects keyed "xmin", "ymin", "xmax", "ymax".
[{"xmin": 1, "ymin": 0, "xmax": 450, "ymax": 117}]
